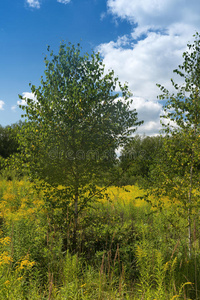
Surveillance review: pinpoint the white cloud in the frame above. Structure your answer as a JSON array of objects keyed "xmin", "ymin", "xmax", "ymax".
[
  {"xmin": 98, "ymin": 30, "xmax": 192, "ymax": 101},
  {"xmin": 26, "ymin": 0, "xmax": 71, "ymax": 8},
  {"xmin": 107, "ymin": 0, "xmax": 200, "ymax": 33},
  {"xmin": 0, "ymin": 100, "xmax": 5, "ymax": 111},
  {"xmin": 131, "ymin": 97, "xmax": 161, "ymax": 121},
  {"xmin": 17, "ymin": 92, "xmax": 37, "ymax": 106},
  {"xmin": 26, "ymin": 0, "xmax": 40, "ymax": 9},
  {"xmin": 98, "ymin": 0, "xmax": 200, "ymax": 135},
  {"xmin": 57, "ymin": 0, "xmax": 71, "ymax": 4},
  {"xmin": 98, "ymin": 30, "xmax": 192, "ymax": 135},
  {"xmin": 130, "ymin": 97, "xmax": 163, "ymax": 135}
]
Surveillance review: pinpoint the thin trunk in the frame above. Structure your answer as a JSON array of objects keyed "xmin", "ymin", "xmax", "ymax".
[
  {"xmin": 188, "ymin": 126, "xmax": 196, "ymax": 258},
  {"xmin": 187, "ymin": 212, "xmax": 192, "ymax": 259},
  {"xmin": 71, "ymin": 125, "xmax": 79, "ymax": 252},
  {"xmin": 73, "ymin": 184, "xmax": 79, "ymax": 252},
  {"xmin": 48, "ymin": 273, "xmax": 53, "ymax": 300},
  {"xmin": 188, "ymin": 160, "xmax": 192, "ymax": 258},
  {"xmin": 194, "ymin": 219, "xmax": 198, "ymax": 300},
  {"xmin": 188, "ymin": 150, "xmax": 193, "ymax": 259}
]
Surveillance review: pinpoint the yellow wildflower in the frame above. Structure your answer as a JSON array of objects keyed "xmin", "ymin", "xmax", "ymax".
[
  {"xmin": 0, "ymin": 251, "xmax": 13, "ymax": 266},
  {"xmin": 4, "ymin": 280, "xmax": 10, "ymax": 286},
  {"xmin": 16, "ymin": 254, "xmax": 35, "ymax": 271},
  {"xmin": 17, "ymin": 276, "xmax": 24, "ymax": 281},
  {"xmin": 80, "ymin": 283, "xmax": 86, "ymax": 287},
  {"xmin": 0, "ymin": 236, "xmax": 11, "ymax": 246}
]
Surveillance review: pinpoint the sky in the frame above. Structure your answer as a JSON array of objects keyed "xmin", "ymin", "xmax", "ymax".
[{"xmin": 0, "ymin": 0, "xmax": 200, "ymax": 135}]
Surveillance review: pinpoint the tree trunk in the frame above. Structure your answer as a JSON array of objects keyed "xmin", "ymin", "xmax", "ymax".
[
  {"xmin": 73, "ymin": 185, "xmax": 79, "ymax": 252},
  {"xmin": 188, "ymin": 127, "xmax": 196, "ymax": 258}
]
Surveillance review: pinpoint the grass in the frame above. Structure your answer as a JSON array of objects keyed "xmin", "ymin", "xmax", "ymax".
[{"xmin": 0, "ymin": 179, "xmax": 197, "ymax": 299}]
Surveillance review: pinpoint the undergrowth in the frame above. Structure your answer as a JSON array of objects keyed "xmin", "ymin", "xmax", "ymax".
[{"xmin": 0, "ymin": 179, "xmax": 197, "ymax": 299}]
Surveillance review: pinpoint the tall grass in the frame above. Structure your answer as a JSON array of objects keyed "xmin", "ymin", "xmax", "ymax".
[{"xmin": 0, "ymin": 179, "xmax": 198, "ymax": 299}]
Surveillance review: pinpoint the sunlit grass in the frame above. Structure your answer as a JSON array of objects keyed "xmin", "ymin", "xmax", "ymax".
[{"xmin": 0, "ymin": 179, "xmax": 196, "ymax": 299}]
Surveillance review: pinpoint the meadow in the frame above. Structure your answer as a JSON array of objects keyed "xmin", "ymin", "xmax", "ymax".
[{"xmin": 0, "ymin": 178, "xmax": 198, "ymax": 299}]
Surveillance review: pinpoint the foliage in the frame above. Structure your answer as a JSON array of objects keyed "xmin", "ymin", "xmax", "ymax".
[
  {"xmin": 156, "ymin": 32, "xmax": 200, "ymax": 260},
  {"xmin": 2, "ymin": 32, "xmax": 200, "ymax": 300},
  {"xmin": 0, "ymin": 156, "xmax": 5, "ymax": 173},
  {"xmin": 17, "ymin": 42, "xmax": 142, "ymax": 251},
  {"xmin": 0, "ymin": 124, "xmax": 19, "ymax": 159},
  {"xmin": 0, "ymin": 179, "xmax": 197, "ymax": 299},
  {"xmin": 119, "ymin": 135, "xmax": 164, "ymax": 186},
  {"xmin": 0, "ymin": 123, "xmax": 21, "ymax": 177},
  {"xmin": 18, "ymin": 42, "xmax": 142, "ymax": 184},
  {"xmin": 0, "ymin": 121, "xmax": 26, "ymax": 180}
]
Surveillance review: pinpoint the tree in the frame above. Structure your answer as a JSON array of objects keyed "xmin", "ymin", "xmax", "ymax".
[
  {"xmin": 119, "ymin": 135, "xmax": 164, "ymax": 186},
  {"xmin": 18, "ymin": 42, "xmax": 142, "ymax": 251},
  {"xmin": 156, "ymin": 32, "xmax": 200, "ymax": 259},
  {"xmin": 0, "ymin": 124, "xmax": 19, "ymax": 159}
]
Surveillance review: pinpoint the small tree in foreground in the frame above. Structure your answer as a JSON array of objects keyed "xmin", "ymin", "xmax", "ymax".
[
  {"xmin": 156, "ymin": 33, "xmax": 200, "ymax": 261},
  {"xmin": 18, "ymin": 42, "xmax": 142, "ymax": 251}
]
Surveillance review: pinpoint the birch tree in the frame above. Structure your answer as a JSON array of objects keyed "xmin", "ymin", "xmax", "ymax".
[
  {"xmin": 157, "ymin": 32, "xmax": 200, "ymax": 258},
  {"xmin": 18, "ymin": 42, "xmax": 142, "ymax": 251}
]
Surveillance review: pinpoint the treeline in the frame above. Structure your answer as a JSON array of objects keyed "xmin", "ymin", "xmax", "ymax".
[
  {"xmin": 0, "ymin": 124, "xmax": 176, "ymax": 190},
  {"xmin": 0, "ymin": 127, "xmax": 188, "ymax": 189},
  {"xmin": 0, "ymin": 124, "xmax": 19, "ymax": 159},
  {"xmin": 0, "ymin": 124, "xmax": 164, "ymax": 187}
]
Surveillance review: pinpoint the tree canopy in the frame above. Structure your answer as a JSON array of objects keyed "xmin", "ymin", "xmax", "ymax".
[{"xmin": 19, "ymin": 43, "xmax": 142, "ymax": 185}]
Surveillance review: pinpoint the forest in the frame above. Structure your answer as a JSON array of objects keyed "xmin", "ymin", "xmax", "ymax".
[{"xmin": 0, "ymin": 33, "xmax": 200, "ymax": 299}]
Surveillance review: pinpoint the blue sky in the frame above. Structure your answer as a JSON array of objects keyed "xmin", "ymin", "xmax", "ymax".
[{"xmin": 1, "ymin": 0, "xmax": 200, "ymax": 135}]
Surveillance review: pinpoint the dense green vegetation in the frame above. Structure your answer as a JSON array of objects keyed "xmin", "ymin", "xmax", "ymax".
[
  {"xmin": 1, "ymin": 33, "xmax": 200, "ymax": 299},
  {"xmin": 0, "ymin": 181, "xmax": 197, "ymax": 299}
]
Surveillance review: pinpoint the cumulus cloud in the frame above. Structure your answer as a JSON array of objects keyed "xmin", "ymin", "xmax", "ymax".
[
  {"xmin": 98, "ymin": 0, "xmax": 200, "ymax": 135},
  {"xmin": 107, "ymin": 0, "xmax": 200, "ymax": 34},
  {"xmin": 57, "ymin": 0, "xmax": 71, "ymax": 4},
  {"xmin": 98, "ymin": 29, "xmax": 194, "ymax": 100},
  {"xmin": 130, "ymin": 97, "xmax": 163, "ymax": 135},
  {"xmin": 26, "ymin": 0, "xmax": 40, "ymax": 9},
  {"xmin": 131, "ymin": 97, "xmax": 161, "ymax": 122},
  {"xmin": 0, "ymin": 100, "xmax": 5, "ymax": 111}
]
